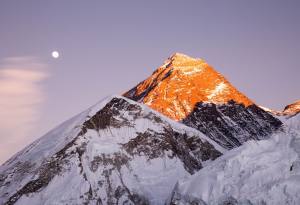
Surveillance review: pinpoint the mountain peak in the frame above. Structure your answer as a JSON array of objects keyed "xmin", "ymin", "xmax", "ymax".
[
  {"xmin": 169, "ymin": 52, "xmax": 199, "ymax": 62},
  {"xmin": 283, "ymin": 100, "xmax": 300, "ymax": 116},
  {"xmin": 163, "ymin": 53, "xmax": 207, "ymax": 75},
  {"xmin": 0, "ymin": 94, "xmax": 222, "ymax": 205},
  {"xmin": 124, "ymin": 53, "xmax": 253, "ymax": 120}
]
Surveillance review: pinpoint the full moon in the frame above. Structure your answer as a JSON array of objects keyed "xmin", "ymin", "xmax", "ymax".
[{"xmin": 52, "ymin": 51, "xmax": 60, "ymax": 59}]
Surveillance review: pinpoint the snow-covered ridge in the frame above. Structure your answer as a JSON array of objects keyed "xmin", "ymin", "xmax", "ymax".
[
  {"xmin": 0, "ymin": 95, "xmax": 118, "ymax": 168},
  {"xmin": 259, "ymin": 100, "xmax": 300, "ymax": 118},
  {"xmin": 0, "ymin": 95, "xmax": 223, "ymax": 205},
  {"xmin": 283, "ymin": 100, "xmax": 300, "ymax": 116}
]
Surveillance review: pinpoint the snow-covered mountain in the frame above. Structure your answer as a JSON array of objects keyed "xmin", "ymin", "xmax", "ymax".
[
  {"xmin": 0, "ymin": 96, "xmax": 223, "ymax": 205},
  {"xmin": 260, "ymin": 100, "xmax": 300, "ymax": 118},
  {"xmin": 170, "ymin": 112, "xmax": 300, "ymax": 205},
  {"xmin": 124, "ymin": 53, "xmax": 282, "ymax": 149},
  {"xmin": 0, "ymin": 53, "xmax": 297, "ymax": 205}
]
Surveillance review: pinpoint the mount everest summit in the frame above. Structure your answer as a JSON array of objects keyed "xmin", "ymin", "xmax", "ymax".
[{"xmin": 0, "ymin": 53, "xmax": 299, "ymax": 205}]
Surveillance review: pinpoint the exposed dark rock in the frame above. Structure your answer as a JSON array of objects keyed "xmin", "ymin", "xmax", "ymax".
[
  {"xmin": 90, "ymin": 153, "xmax": 131, "ymax": 172},
  {"xmin": 169, "ymin": 187, "xmax": 208, "ymax": 205},
  {"xmin": 123, "ymin": 127, "xmax": 221, "ymax": 174},
  {"xmin": 182, "ymin": 101, "xmax": 283, "ymax": 149},
  {"xmin": 83, "ymin": 98, "xmax": 132, "ymax": 131}
]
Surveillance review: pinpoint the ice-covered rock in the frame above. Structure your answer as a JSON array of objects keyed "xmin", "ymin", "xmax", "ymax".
[{"xmin": 0, "ymin": 96, "xmax": 222, "ymax": 205}]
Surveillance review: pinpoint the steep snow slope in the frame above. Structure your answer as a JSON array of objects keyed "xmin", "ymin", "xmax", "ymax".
[
  {"xmin": 0, "ymin": 96, "xmax": 223, "ymax": 205},
  {"xmin": 259, "ymin": 106, "xmax": 281, "ymax": 116},
  {"xmin": 286, "ymin": 113, "xmax": 300, "ymax": 132},
  {"xmin": 169, "ymin": 115, "xmax": 300, "ymax": 205}
]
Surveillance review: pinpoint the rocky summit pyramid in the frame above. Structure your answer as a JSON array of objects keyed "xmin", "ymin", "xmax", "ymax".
[
  {"xmin": 124, "ymin": 53, "xmax": 253, "ymax": 121},
  {"xmin": 125, "ymin": 53, "xmax": 282, "ymax": 149}
]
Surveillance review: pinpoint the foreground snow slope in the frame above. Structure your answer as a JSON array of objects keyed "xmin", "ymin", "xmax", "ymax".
[
  {"xmin": 170, "ymin": 114, "xmax": 300, "ymax": 205},
  {"xmin": 0, "ymin": 96, "xmax": 223, "ymax": 205}
]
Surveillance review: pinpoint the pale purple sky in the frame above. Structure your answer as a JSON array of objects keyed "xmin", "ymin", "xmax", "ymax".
[{"xmin": 0, "ymin": 0, "xmax": 300, "ymax": 163}]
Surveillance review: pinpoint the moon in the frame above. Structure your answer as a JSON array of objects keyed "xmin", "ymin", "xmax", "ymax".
[{"xmin": 52, "ymin": 51, "xmax": 60, "ymax": 59}]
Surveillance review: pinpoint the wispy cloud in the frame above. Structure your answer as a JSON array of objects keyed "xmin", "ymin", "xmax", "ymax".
[{"xmin": 0, "ymin": 57, "xmax": 49, "ymax": 164}]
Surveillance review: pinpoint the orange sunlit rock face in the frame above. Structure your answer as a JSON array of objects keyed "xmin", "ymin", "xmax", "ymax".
[
  {"xmin": 283, "ymin": 100, "xmax": 300, "ymax": 116},
  {"xmin": 124, "ymin": 53, "xmax": 253, "ymax": 121}
]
